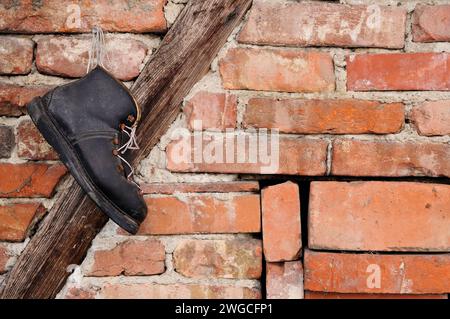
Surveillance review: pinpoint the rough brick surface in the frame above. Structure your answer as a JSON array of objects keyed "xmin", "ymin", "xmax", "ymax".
[
  {"xmin": 266, "ymin": 261, "xmax": 304, "ymax": 299},
  {"xmin": 309, "ymin": 181, "xmax": 450, "ymax": 251},
  {"xmin": 0, "ymin": 84, "xmax": 52, "ymax": 117},
  {"xmin": 305, "ymin": 291, "xmax": 448, "ymax": 299},
  {"xmin": 87, "ymin": 239, "xmax": 165, "ymax": 277},
  {"xmin": 0, "ymin": 0, "xmax": 166, "ymax": 33},
  {"xmin": 411, "ymin": 100, "xmax": 450, "ymax": 136},
  {"xmin": 173, "ymin": 239, "xmax": 262, "ymax": 279},
  {"xmin": 141, "ymin": 182, "xmax": 260, "ymax": 194},
  {"xmin": 0, "ymin": 203, "xmax": 46, "ymax": 242},
  {"xmin": 347, "ymin": 53, "xmax": 450, "ymax": 91},
  {"xmin": 167, "ymin": 134, "xmax": 328, "ymax": 175},
  {"xmin": 0, "ymin": 163, "xmax": 67, "ymax": 198},
  {"xmin": 244, "ymin": 98, "xmax": 404, "ymax": 134},
  {"xmin": 304, "ymin": 250, "xmax": 450, "ymax": 294},
  {"xmin": 262, "ymin": 182, "xmax": 301, "ymax": 262},
  {"xmin": 138, "ymin": 194, "xmax": 260, "ymax": 235},
  {"xmin": 332, "ymin": 139, "xmax": 450, "ymax": 178},
  {"xmin": 17, "ymin": 120, "xmax": 58, "ymax": 160},
  {"xmin": 184, "ymin": 92, "xmax": 237, "ymax": 131},
  {"xmin": 36, "ymin": 36, "xmax": 148, "ymax": 81},
  {"xmin": 239, "ymin": 2, "xmax": 406, "ymax": 48},
  {"xmin": 219, "ymin": 48, "xmax": 335, "ymax": 93},
  {"xmin": 0, "ymin": 125, "xmax": 14, "ymax": 158},
  {"xmin": 99, "ymin": 283, "xmax": 261, "ymax": 299},
  {"xmin": 413, "ymin": 5, "xmax": 450, "ymax": 42},
  {"xmin": 0, "ymin": 37, "xmax": 34, "ymax": 75}
]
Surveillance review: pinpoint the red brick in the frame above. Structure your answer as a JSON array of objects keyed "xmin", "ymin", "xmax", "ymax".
[
  {"xmin": 17, "ymin": 120, "xmax": 58, "ymax": 160},
  {"xmin": 141, "ymin": 181, "xmax": 260, "ymax": 194},
  {"xmin": 413, "ymin": 5, "xmax": 450, "ymax": 42},
  {"xmin": 239, "ymin": 2, "xmax": 406, "ymax": 48},
  {"xmin": 304, "ymin": 250, "xmax": 450, "ymax": 294},
  {"xmin": 0, "ymin": 1, "xmax": 166, "ymax": 33},
  {"xmin": 0, "ymin": 203, "xmax": 46, "ymax": 242},
  {"xmin": 0, "ymin": 84, "xmax": 52, "ymax": 117},
  {"xmin": 63, "ymin": 287, "xmax": 95, "ymax": 300},
  {"xmin": 137, "ymin": 194, "xmax": 260, "ymax": 235},
  {"xmin": 347, "ymin": 53, "xmax": 450, "ymax": 91},
  {"xmin": 0, "ymin": 125, "xmax": 14, "ymax": 158},
  {"xmin": 411, "ymin": 100, "xmax": 450, "ymax": 136},
  {"xmin": 332, "ymin": 139, "xmax": 450, "ymax": 178},
  {"xmin": 305, "ymin": 291, "xmax": 448, "ymax": 299},
  {"xmin": 266, "ymin": 261, "xmax": 304, "ymax": 299},
  {"xmin": 0, "ymin": 37, "xmax": 33, "ymax": 75},
  {"xmin": 184, "ymin": 92, "xmax": 237, "ymax": 131},
  {"xmin": 309, "ymin": 181, "xmax": 450, "ymax": 252},
  {"xmin": 87, "ymin": 239, "xmax": 165, "ymax": 277},
  {"xmin": 36, "ymin": 36, "xmax": 148, "ymax": 81},
  {"xmin": 100, "ymin": 283, "xmax": 261, "ymax": 299},
  {"xmin": 0, "ymin": 245, "xmax": 9, "ymax": 274},
  {"xmin": 219, "ymin": 48, "xmax": 335, "ymax": 93},
  {"xmin": 0, "ymin": 163, "xmax": 67, "ymax": 198},
  {"xmin": 244, "ymin": 98, "xmax": 404, "ymax": 134},
  {"xmin": 173, "ymin": 239, "xmax": 262, "ymax": 279},
  {"xmin": 262, "ymin": 182, "xmax": 301, "ymax": 262},
  {"xmin": 166, "ymin": 134, "xmax": 328, "ymax": 175}
]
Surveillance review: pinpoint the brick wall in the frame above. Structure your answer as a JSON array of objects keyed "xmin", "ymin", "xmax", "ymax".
[{"xmin": 0, "ymin": 0, "xmax": 449, "ymax": 299}]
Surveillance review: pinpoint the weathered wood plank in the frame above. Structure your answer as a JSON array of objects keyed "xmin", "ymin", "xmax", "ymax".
[{"xmin": 1, "ymin": 0, "xmax": 252, "ymax": 299}]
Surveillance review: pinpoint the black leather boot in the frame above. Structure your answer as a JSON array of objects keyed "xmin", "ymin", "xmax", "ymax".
[{"xmin": 27, "ymin": 66, "xmax": 147, "ymax": 234}]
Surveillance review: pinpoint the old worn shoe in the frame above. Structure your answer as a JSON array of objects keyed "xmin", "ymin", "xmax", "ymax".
[{"xmin": 27, "ymin": 66, "xmax": 147, "ymax": 234}]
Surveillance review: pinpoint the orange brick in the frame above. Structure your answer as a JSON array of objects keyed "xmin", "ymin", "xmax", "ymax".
[
  {"xmin": 347, "ymin": 53, "xmax": 450, "ymax": 91},
  {"xmin": 137, "ymin": 194, "xmax": 260, "ymax": 235},
  {"xmin": 332, "ymin": 139, "xmax": 450, "ymax": 178},
  {"xmin": 184, "ymin": 92, "xmax": 237, "ymax": 131},
  {"xmin": 99, "ymin": 283, "xmax": 261, "ymax": 299},
  {"xmin": 0, "ymin": 203, "xmax": 46, "ymax": 241},
  {"xmin": 266, "ymin": 261, "xmax": 304, "ymax": 299},
  {"xmin": 413, "ymin": 5, "xmax": 450, "ymax": 42},
  {"xmin": 262, "ymin": 182, "xmax": 301, "ymax": 262},
  {"xmin": 0, "ymin": 84, "xmax": 52, "ymax": 116},
  {"xmin": 166, "ymin": 134, "xmax": 328, "ymax": 175},
  {"xmin": 173, "ymin": 239, "xmax": 262, "ymax": 279},
  {"xmin": 0, "ymin": 163, "xmax": 67, "ymax": 198},
  {"xmin": 0, "ymin": 37, "xmax": 34, "ymax": 75},
  {"xmin": 239, "ymin": 2, "xmax": 406, "ymax": 48},
  {"xmin": 36, "ymin": 36, "xmax": 148, "ymax": 81},
  {"xmin": 305, "ymin": 291, "xmax": 448, "ymax": 299},
  {"xmin": 309, "ymin": 181, "xmax": 450, "ymax": 251},
  {"xmin": 0, "ymin": 0, "xmax": 166, "ymax": 33},
  {"xmin": 244, "ymin": 98, "xmax": 404, "ymax": 134},
  {"xmin": 87, "ymin": 239, "xmax": 165, "ymax": 277},
  {"xmin": 219, "ymin": 48, "xmax": 335, "ymax": 93},
  {"xmin": 304, "ymin": 250, "xmax": 450, "ymax": 294},
  {"xmin": 411, "ymin": 100, "xmax": 450, "ymax": 136}
]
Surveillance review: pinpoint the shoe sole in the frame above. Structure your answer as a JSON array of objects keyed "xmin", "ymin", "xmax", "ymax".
[{"xmin": 27, "ymin": 97, "xmax": 140, "ymax": 234}]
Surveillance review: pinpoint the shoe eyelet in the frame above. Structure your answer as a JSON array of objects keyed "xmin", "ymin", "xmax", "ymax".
[
  {"xmin": 119, "ymin": 123, "xmax": 126, "ymax": 130},
  {"xmin": 112, "ymin": 149, "xmax": 119, "ymax": 156},
  {"xmin": 117, "ymin": 164, "xmax": 124, "ymax": 172},
  {"xmin": 127, "ymin": 114, "xmax": 135, "ymax": 123},
  {"xmin": 113, "ymin": 137, "xmax": 119, "ymax": 145}
]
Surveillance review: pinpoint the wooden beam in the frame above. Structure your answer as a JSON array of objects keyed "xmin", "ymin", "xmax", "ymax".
[{"xmin": 1, "ymin": 0, "xmax": 252, "ymax": 299}]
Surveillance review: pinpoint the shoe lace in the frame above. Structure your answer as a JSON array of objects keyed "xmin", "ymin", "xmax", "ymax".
[{"xmin": 116, "ymin": 124, "xmax": 141, "ymax": 189}]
